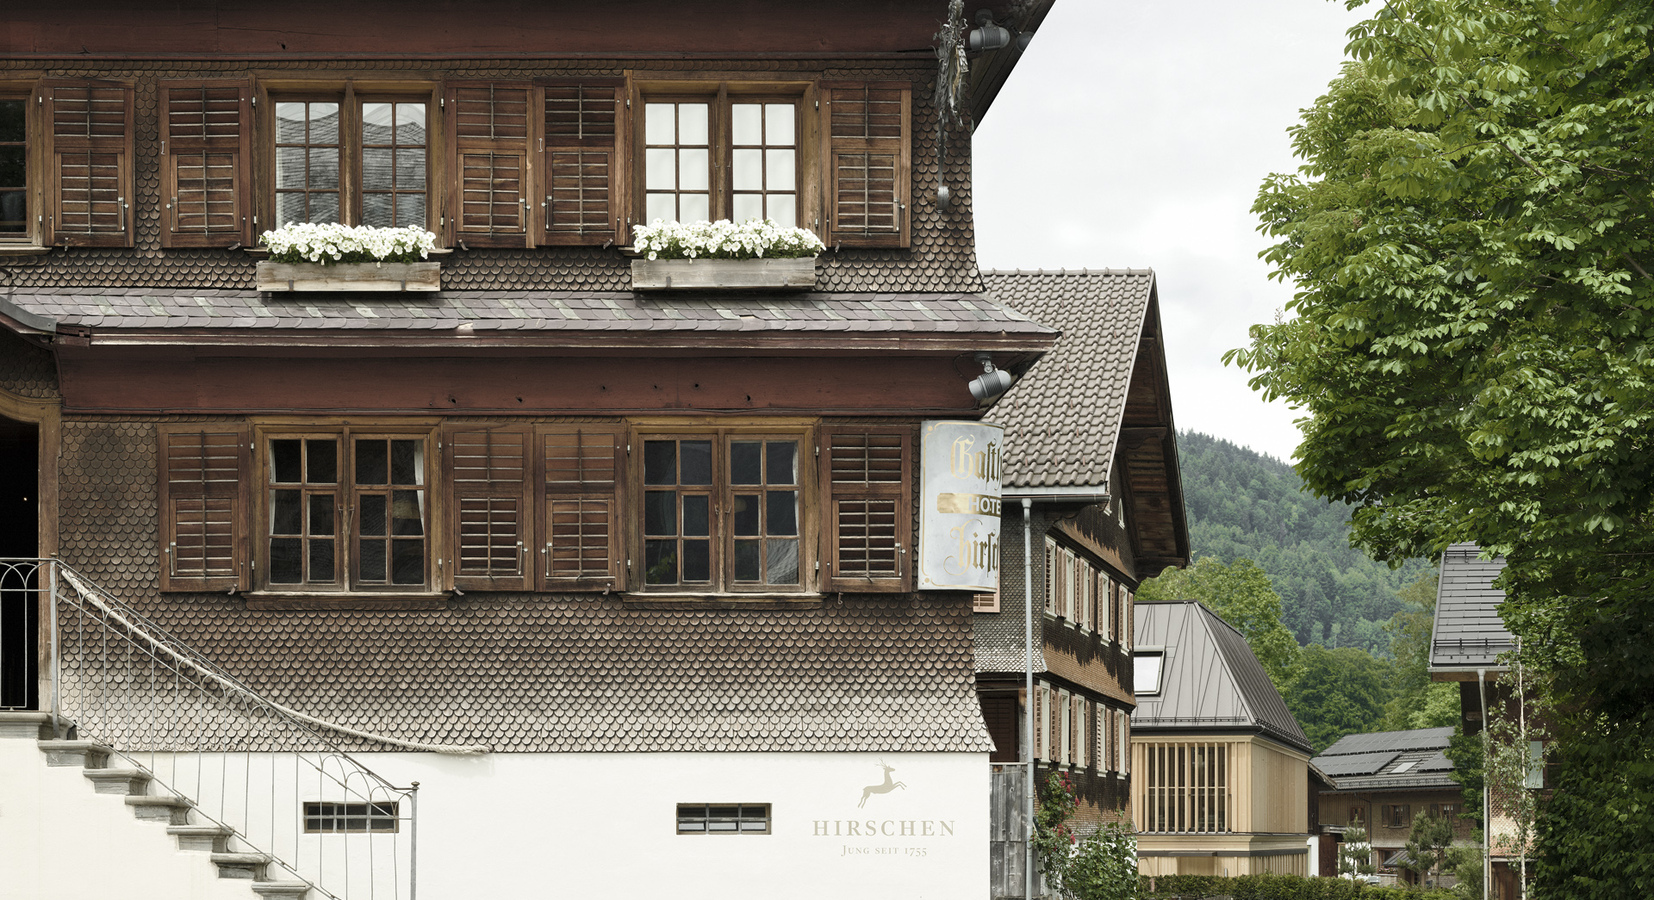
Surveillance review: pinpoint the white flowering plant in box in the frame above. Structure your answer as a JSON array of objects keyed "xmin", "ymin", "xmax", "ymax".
[
  {"xmin": 261, "ymin": 223, "xmax": 438, "ymax": 265},
  {"xmin": 631, "ymin": 218, "xmax": 825, "ymax": 261}
]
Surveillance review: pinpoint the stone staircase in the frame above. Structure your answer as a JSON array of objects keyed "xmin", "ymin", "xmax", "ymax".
[{"xmin": 1, "ymin": 711, "xmax": 312, "ymax": 900}]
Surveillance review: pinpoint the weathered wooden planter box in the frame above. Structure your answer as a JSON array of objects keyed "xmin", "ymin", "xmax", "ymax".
[
  {"xmin": 630, "ymin": 257, "xmax": 817, "ymax": 291},
  {"xmin": 256, "ymin": 260, "xmax": 441, "ymax": 292}
]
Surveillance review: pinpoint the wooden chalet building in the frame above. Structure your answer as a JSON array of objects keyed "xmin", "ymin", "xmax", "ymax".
[
  {"xmin": 1429, "ymin": 543, "xmax": 1550, "ymax": 900},
  {"xmin": 970, "ymin": 269, "xmax": 1188, "ymax": 879},
  {"xmin": 0, "ymin": 3, "xmax": 1065, "ymax": 899}
]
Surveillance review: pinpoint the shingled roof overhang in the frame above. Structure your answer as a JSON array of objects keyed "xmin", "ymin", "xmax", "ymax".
[
  {"xmin": 1, "ymin": 288, "xmax": 1058, "ymax": 356},
  {"xmin": 982, "ymin": 269, "xmax": 1190, "ymax": 571}
]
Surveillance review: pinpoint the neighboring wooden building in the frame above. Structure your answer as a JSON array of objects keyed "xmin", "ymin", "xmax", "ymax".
[
  {"xmin": 1314, "ymin": 727, "xmax": 1474, "ymax": 886},
  {"xmin": 1131, "ymin": 600, "xmax": 1314, "ymax": 877},
  {"xmin": 1429, "ymin": 543, "xmax": 1548, "ymax": 900},
  {"xmin": 971, "ymin": 269, "xmax": 1189, "ymax": 843},
  {"xmin": 0, "ymin": 4, "xmax": 1065, "ymax": 899}
]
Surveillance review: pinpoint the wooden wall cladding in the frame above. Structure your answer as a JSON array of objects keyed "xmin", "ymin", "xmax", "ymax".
[
  {"xmin": 4, "ymin": 1, "xmax": 951, "ymax": 57},
  {"xmin": 55, "ymin": 352, "xmax": 981, "ymax": 415}
]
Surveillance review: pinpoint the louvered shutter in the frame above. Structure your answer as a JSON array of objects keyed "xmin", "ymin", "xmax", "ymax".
[
  {"xmin": 448, "ymin": 82, "xmax": 532, "ymax": 247},
  {"xmin": 159, "ymin": 81, "xmax": 250, "ymax": 247},
  {"xmin": 819, "ymin": 426, "xmax": 912, "ymax": 592},
  {"xmin": 44, "ymin": 81, "xmax": 133, "ymax": 247},
  {"xmin": 538, "ymin": 425, "xmax": 625, "ymax": 591},
  {"xmin": 1044, "ymin": 538, "xmax": 1057, "ymax": 615},
  {"xmin": 158, "ymin": 424, "xmax": 248, "ymax": 591},
  {"xmin": 820, "ymin": 81, "xmax": 909, "ymax": 248},
  {"xmin": 1033, "ymin": 682, "xmax": 1045, "ymax": 761},
  {"xmin": 445, "ymin": 425, "xmax": 532, "ymax": 591},
  {"xmin": 540, "ymin": 80, "xmax": 624, "ymax": 246},
  {"xmin": 1124, "ymin": 586, "xmax": 1134, "ymax": 650}
]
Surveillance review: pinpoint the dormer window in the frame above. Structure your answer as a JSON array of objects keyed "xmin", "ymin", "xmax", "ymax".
[{"xmin": 1134, "ymin": 650, "xmax": 1165, "ymax": 695}]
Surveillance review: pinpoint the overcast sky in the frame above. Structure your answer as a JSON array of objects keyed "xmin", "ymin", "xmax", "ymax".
[{"xmin": 972, "ymin": 0, "xmax": 1371, "ymax": 463}]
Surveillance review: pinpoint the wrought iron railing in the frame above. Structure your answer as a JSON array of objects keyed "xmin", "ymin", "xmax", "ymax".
[{"xmin": 7, "ymin": 558, "xmax": 421, "ymax": 900}]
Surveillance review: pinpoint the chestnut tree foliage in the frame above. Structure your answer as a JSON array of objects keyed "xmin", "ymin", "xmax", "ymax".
[{"xmin": 1229, "ymin": 1, "xmax": 1654, "ymax": 895}]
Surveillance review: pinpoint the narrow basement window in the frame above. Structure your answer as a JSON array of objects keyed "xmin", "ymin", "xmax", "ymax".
[
  {"xmin": 304, "ymin": 801, "xmax": 400, "ymax": 833},
  {"xmin": 676, "ymin": 803, "xmax": 771, "ymax": 834}
]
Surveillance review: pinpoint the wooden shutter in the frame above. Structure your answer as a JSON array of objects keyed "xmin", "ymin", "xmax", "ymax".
[
  {"xmin": 1044, "ymin": 538, "xmax": 1056, "ymax": 614},
  {"xmin": 820, "ymin": 81, "xmax": 909, "ymax": 248},
  {"xmin": 538, "ymin": 425, "xmax": 625, "ymax": 591},
  {"xmin": 448, "ymin": 82, "xmax": 532, "ymax": 247},
  {"xmin": 158, "ymin": 424, "xmax": 248, "ymax": 592},
  {"xmin": 1125, "ymin": 587, "xmax": 1134, "ymax": 649},
  {"xmin": 1032, "ymin": 682, "xmax": 1045, "ymax": 761},
  {"xmin": 819, "ymin": 425, "xmax": 911, "ymax": 592},
  {"xmin": 159, "ymin": 81, "xmax": 250, "ymax": 247},
  {"xmin": 445, "ymin": 425, "xmax": 532, "ymax": 591},
  {"xmin": 44, "ymin": 81, "xmax": 133, "ymax": 247},
  {"xmin": 540, "ymin": 80, "xmax": 624, "ymax": 246},
  {"xmin": 972, "ymin": 583, "xmax": 999, "ymax": 613}
]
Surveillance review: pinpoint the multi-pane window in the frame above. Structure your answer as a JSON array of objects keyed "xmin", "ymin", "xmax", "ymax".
[
  {"xmin": 643, "ymin": 93, "xmax": 800, "ymax": 227},
  {"xmin": 642, "ymin": 434, "xmax": 802, "ymax": 591},
  {"xmin": 303, "ymin": 801, "xmax": 400, "ymax": 833},
  {"xmin": 1349, "ymin": 805, "xmax": 1367, "ymax": 827},
  {"xmin": 676, "ymin": 804, "xmax": 771, "ymax": 835},
  {"xmin": 1384, "ymin": 804, "xmax": 1411, "ymax": 828},
  {"xmin": 265, "ymin": 430, "xmax": 430, "ymax": 590},
  {"xmin": 0, "ymin": 97, "xmax": 25, "ymax": 238},
  {"xmin": 274, "ymin": 97, "xmax": 428, "ymax": 228}
]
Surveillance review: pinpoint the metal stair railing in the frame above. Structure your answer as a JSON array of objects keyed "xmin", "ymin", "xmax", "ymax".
[{"xmin": 18, "ymin": 557, "xmax": 432, "ymax": 900}]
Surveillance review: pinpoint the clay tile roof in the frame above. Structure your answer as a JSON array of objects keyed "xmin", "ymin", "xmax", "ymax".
[{"xmin": 979, "ymin": 269, "xmax": 1157, "ymax": 488}]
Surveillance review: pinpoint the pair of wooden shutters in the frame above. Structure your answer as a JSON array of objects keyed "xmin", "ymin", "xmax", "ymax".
[
  {"xmin": 447, "ymin": 81, "xmax": 624, "ymax": 248},
  {"xmin": 39, "ymin": 80, "xmax": 134, "ymax": 247},
  {"xmin": 158, "ymin": 423, "xmax": 912, "ymax": 594}
]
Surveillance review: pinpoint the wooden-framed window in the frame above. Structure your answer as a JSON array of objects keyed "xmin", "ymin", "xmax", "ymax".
[
  {"xmin": 0, "ymin": 90, "xmax": 29, "ymax": 243},
  {"xmin": 636, "ymin": 428, "xmax": 808, "ymax": 593},
  {"xmin": 256, "ymin": 425, "xmax": 436, "ymax": 592},
  {"xmin": 1348, "ymin": 805, "xmax": 1368, "ymax": 827},
  {"xmin": 637, "ymin": 85, "xmax": 808, "ymax": 229},
  {"xmin": 1383, "ymin": 804, "xmax": 1411, "ymax": 828},
  {"xmin": 269, "ymin": 87, "xmax": 432, "ymax": 230},
  {"xmin": 42, "ymin": 79, "xmax": 133, "ymax": 247},
  {"xmin": 159, "ymin": 80, "xmax": 252, "ymax": 247}
]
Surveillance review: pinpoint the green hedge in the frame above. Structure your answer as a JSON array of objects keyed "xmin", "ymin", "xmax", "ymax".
[{"xmin": 1138, "ymin": 873, "xmax": 1461, "ymax": 900}]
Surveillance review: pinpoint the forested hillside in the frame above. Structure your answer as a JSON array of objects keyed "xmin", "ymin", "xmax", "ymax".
[{"xmin": 1168, "ymin": 431, "xmax": 1433, "ymax": 656}]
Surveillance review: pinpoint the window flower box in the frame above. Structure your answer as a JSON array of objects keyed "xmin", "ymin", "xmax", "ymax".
[
  {"xmin": 629, "ymin": 219, "xmax": 823, "ymax": 291},
  {"xmin": 630, "ymin": 256, "xmax": 816, "ymax": 291},
  {"xmin": 256, "ymin": 260, "xmax": 441, "ymax": 292},
  {"xmin": 256, "ymin": 223, "xmax": 440, "ymax": 292}
]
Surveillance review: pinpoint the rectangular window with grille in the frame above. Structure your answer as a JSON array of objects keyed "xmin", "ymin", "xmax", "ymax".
[
  {"xmin": 676, "ymin": 803, "xmax": 770, "ymax": 835},
  {"xmin": 303, "ymin": 801, "xmax": 400, "ymax": 833},
  {"xmin": 1136, "ymin": 742, "xmax": 1233, "ymax": 834},
  {"xmin": 272, "ymin": 90, "xmax": 431, "ymax": 230}
]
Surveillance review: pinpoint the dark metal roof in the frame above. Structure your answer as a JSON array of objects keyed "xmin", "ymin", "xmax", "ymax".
[
  {"xmin": 1130, "ymin": 600, "xmax": 1312, "ymax": 754},
  {"xmin": 1313, "ymin": 727, "xmax": 1458, "ymax": 792},
  {"xmin": 1430, "ymin": 543, "xmax": 1514, "ymax": 671},
  {"xmin": 0, "ymin": 288, "xmax": 1057, "ymax": 350}
]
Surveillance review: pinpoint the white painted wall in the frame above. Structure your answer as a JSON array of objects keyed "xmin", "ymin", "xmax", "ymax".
[
  {"xmin": 0, "ymin": 737, "xmax": 252, "ymax": 900},
  {"xmin": 363, "ymin": 751, "xmax": 987, "ymax": 900},
  {"xmin": 1, "ymin": 745, "xmax": 989, "ymax": 900}
]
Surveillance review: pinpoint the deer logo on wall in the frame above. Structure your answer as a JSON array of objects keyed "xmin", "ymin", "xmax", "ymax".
[{"xmin": 858, "ymin": 761, "xmax": 907, "ymax": 808}]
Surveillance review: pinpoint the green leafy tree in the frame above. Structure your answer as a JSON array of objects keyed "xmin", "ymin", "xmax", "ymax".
[
  {"xmin": 1287, "ymin": 644, "xmax": 1394, "ymax": 752},
  {"xmin": 1403, "ymin": 812, "xmax": 1455, "ymax": 887},
  {"xmin": 1339, "ymin": 825, "xmax": 1376, "ymax": 881},
  {"xmin": 1377, "ymin": 574, "xmax": 1459, "ymax": 731},
  {"xmin": 1137, "ymin": 556, "xmax": 1304, "ymax": 691},
  {"xmin": 1230, "ymin": 0, "xmax": 1654, "ymax": 893}
]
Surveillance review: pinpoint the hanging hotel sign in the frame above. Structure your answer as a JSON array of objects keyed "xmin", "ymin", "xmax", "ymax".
[{"xmin": 918, "ymin": 420, "xmax": 1002, "ymax": 591}]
